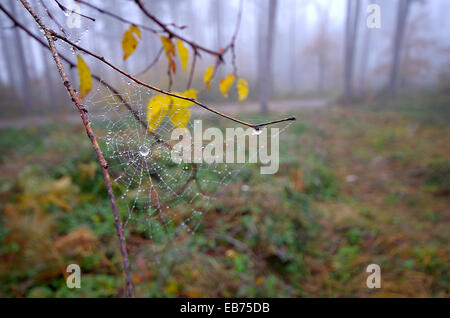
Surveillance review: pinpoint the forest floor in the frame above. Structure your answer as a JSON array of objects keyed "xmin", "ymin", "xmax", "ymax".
[{"xmin": 0, "ymin": 93, "xmax": 448, "ymax": 297}]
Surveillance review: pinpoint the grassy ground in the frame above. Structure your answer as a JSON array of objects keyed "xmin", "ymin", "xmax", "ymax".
[{"xmin": 0, "ymin": 94, "xmax": 449, "ymax": 297}]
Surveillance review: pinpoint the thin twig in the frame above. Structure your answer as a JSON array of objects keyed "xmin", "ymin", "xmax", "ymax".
[
  {"xmin": 38, "ymin": 0, "xmax": 67, "ymax": 35},
  {"xmin": 135, "ymin": 47, "xmax": 163, "ymax": 77},
  {"xmin": 18, "ymin": 0, "xmax": 134, "ymax": 298},
  {"xmin": 167, "ymin": 62, "xmax": 173, "ymax": 91},
  {"xmin": 225, "ymin": 0, "xmax": 244, "ymax": 54},
  {"xmin": 228, "ymin": 0, "xmax": 243, "ymax": 78},
  {"xmin": 186, "ymin": 49, "xmax": 197, "ymax": 90},
  {"xmin": 53, "ymin": 0, "xmax": 95, "ymax": 22},
  {"xmin": 69, "ymin": 0, "xmax": 158, "ymax": 34},
  {"xmin": 134, "ymin": 0, "xmax": 224, "ymax": 57}
]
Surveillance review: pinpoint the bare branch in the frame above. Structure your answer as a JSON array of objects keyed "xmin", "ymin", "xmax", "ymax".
[
  {"xmin": 53, "ymin": 0, "xmax": 95, "ymax": 22},
  {"xmin": 69, "ymin": 0, "xmax": 158, "ymax": 34},
  {"xmin": 135, "ymin": 47, "xmax": 163, "ymax": 77},
  {"xmin": 0, "ymin": 4, "xmax": 170, "ymax": 148},
  {"xmin": 134, "ymin": 0, "xmax": 223, "ymax": 57},
  {"xmin": 186, "ymin": 50, "xmax": 198, "ymax": 90}
]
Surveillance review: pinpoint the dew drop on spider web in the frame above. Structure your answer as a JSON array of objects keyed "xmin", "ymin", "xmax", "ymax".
[
  {"xmin": 105, "ymin": 133, "xmax": 112, "ymax": 145},
  {"xmin": 139, "ymin": 145, "xmax": 150, "ymax": 157},
  {"xmin": 252, "ymin": 128, "xmax": 262, "ymax": 135}
]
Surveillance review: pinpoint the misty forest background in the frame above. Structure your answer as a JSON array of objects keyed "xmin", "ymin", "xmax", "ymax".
[
  {"xmin": 0, "ymin": 0, "xmax": 449, "ymax": 297},
  {"xmin": 2, "ymin": 0, "xmax": 449, "ymax": 112}
]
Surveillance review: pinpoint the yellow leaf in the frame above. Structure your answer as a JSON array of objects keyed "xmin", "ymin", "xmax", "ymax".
[
  {"xmin": 172, "ymin": 89, "xmax": 197, "ymax": 107},
  {"xmin": 169, "ymin": 106, "xmax": 191, "ymax": 129},
  {"xmin": 161, "ymin": 36, "xmax": 176, "ymax": 73},
  {"xmin": 237, "ymin": 78, "xmax": 249, "ymax": 102},
  {"xmin": 122, "ymin": 25, "xmax": 141, "ymax": 61},
  {"xmin": 130, "ymin": 25, "xmax": 141, "ymax": 39},
  {"xmin": 219, "ymin": 74, "xmax": 235, "ymax": 98},
  {"xmin": 146, "ymin": 94, "xmax": 171, "ymax": 132},
  {"xmin": 76, "ymin": 55, "xmax": 92, "ymax": 100},
  {"xmin": 169, "ymin": 90, "xmax": 197, "ymax": 128},
  {"xmin": 176, "ymin": 40, "xmax": 189, "ymax": 71},
  {"xmin": 203, "ymin": 65, "xmax": 214, "ymax": 89},
  {"xmin": 161, "ymin": 36, "xmax": 175, "ymax": 57}
]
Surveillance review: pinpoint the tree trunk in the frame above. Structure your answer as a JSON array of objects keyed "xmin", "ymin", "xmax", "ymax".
[
  {"xmin": 258, "ymin": 0, "xmax": 278, "ymax": 115},
  {"xmin": 212, "ymin": 0, "xmax": 224, "ymax": 79},
  {"xmin": 9, "ymin": 0, "xmax": 32, "ymax": 110},
  {"xmin": 1, "ymin": 17, "xmax": 18, "ymax": 97},
  {"xmin": 213, "ymin": 0, "xmax": 223, "ymax": 49},
  {"xmin": 343, "ymin": 0, "xmax": 361, "ymax": 101},
  {"xmin": 388, "ymin": 0, "xmax": 412, "ymax": 96},
  {"xmin": 289, "ymin": 0, "xmax": 297, "ymax": 93},
  {"xmin": 318, "ymin": 55, "xmax": 325, "ymax": 93},
  {"xmin": 358, "ymin": 11, "xmax": 372, "ymax": 94}
]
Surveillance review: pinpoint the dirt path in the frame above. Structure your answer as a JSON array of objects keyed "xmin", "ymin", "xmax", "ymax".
[{"xmin": 0, "ymin": 98, "xmax": 329, "ymax": 129}]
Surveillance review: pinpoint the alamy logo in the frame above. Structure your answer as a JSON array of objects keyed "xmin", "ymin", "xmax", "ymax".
[
  {"xmin": 366, "ymin": 4, "xmax": 381, "ymax": 29},
  {"xmin": 66, "ymin": 264, "xmax": 81, "ymax": 289},
  {"xmin": 366, "ymin": 264, "xmax": 381, "ymax": 289},
  {"xmin": 170, "ymin": 120, "xmax": 280, "ymax": 174}
]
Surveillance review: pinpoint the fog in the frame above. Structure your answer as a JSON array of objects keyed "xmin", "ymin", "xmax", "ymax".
[{"xmin": 1, "ymin": 0, "xmax": 449, "ymax": 113}]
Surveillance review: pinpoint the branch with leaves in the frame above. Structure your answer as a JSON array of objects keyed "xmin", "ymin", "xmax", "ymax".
[
  {"xmin": 66, "ymin": 0, "xmax": 295, "ymax": 131},
  {"xmin": 50, "ymin": 27, "xmax": 295, "ymax": 130}
]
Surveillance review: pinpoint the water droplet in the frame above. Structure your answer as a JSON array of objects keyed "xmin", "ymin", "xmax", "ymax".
[
  {"xmin": 139, "ymin": 145, "xmax": 150, "ymax": 157},
  {"xmin": 252, "ymin": 128, "xmax": 262, "ymax": 135}
]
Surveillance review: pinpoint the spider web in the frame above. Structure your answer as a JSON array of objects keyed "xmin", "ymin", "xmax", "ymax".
[
  {"xmin": 84, "ymin": 78, "xmax": 292, "ymax": 243},
  {"xmin": 29, "ymin": 0, "xmax": 295, "ymax": 243}
]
